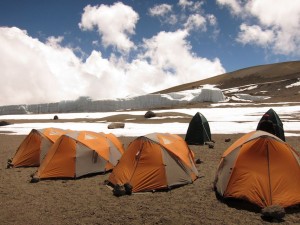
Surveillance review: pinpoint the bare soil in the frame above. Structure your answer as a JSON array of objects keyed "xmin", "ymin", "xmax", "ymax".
[{"xmin": 1, "ymin": 132, "xmax": 299, "ymax": 225}]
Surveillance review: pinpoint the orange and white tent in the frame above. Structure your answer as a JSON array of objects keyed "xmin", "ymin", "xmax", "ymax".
[
  {"xmin": 108, "ymin": 133, "xmax": 198, "ymax": 193},
  {"xmin": 8, "ymin": 128, "xmax": 69, "ymax": 168},
  {"xmin": 214, "ymin": 130, "xmax": 300, "ymax": 208},
  {"xmin": 31, "ymin": 131, "xmax": 124, "ymax": 181}
]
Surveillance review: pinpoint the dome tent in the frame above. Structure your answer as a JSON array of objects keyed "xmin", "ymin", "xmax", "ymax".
[
  {"xmin": 8, "ymin": 128, "xmax": 69, "ymax": 168},
  {"xmin": 256, "ymin": 108, "xmax": 285, "ymax": 141},
  {"xmin": 108, "ymin": 133, "xmax": 198, "ymax": 194},
  {"xmin": 185, "ymin": 112, "xmax": 211, "ymax": 145},
  {"xmin": 31, "ymin": 131, "xmax": 124, "ymax": 182},
  {"xmin": 214, "ymin": 130, "xmax": 300, "ymax": 208}
]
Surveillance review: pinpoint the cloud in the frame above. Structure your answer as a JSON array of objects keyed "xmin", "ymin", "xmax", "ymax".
[
  {"xmin": 148, "ymin": 4, "xmax": 177, "ymax": 25},
  {"xmin": 140, "ymin": 30, "xmax": 225, "ymax": 85},
  {"xmin": 79, "ymin": 2, "xmax": 139, "ymax": 53},
  {"xmin": 0, "ymin": 1, "xmax": 227, "ymax": 106},
  {"xmin": 236, "ymin": 23, "xmax": 275, "ymax": 46},
  {"xmin": 0, "ymin": 26, "xmax": 225, "ymax": 106},
  {"xmin": 218, "ymin": 0, "xmax": 300, "ymax": 56},
  {"xmin": 178, "ymin": 0, "xmax": 194, "ymax": 9},
  {"xmin": 149, "ymin": 1, "xmax": 218, "ymax": 36},
  {"xmin": 216, "ymin": 0, "xmax": 243, "ymax": 15},
  {"xmin": 184, "ymin": 14, "xmax": 207, "ymax": 31},
  {"xmin": 149, "ymin": 4, "xmax": 172, "ymax": 16},
  {"xmin": 0, "ymin": 27, "xmax": 86, "ymax": 105}
]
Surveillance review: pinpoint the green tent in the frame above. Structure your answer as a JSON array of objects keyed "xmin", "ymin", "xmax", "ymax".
[
  {"xmin": 256, "ymin": 108, "xmax": 285, "ymax": 141},
  {"xmin": 185, "ymin": 112, "xmax": 211, "ymax": 145}
]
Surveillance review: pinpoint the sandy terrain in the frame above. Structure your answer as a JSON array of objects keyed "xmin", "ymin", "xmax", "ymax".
[{"xmin": 0, "ymin": 131, "xmax": 299, "ymax": 225}]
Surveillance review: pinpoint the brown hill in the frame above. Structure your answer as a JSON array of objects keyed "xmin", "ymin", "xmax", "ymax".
[{"xmin": 155, "ymin": 61, "xmax": 300, "ymax": 104}]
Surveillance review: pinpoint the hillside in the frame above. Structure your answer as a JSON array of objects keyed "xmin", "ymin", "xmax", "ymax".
[{"xmin": 155, "ymin": 61, "xmax": 300, "ymax": 103}]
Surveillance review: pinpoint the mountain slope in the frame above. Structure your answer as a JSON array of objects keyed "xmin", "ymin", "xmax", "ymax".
[{"xmin": 155, "ymin": 61, "xmax": 300, "ymax": 103}]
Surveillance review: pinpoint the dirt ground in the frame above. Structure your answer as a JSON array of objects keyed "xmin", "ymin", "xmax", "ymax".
[{"xmin": 0, "ymin": 132, "xmax": 299, "ymax": 225}]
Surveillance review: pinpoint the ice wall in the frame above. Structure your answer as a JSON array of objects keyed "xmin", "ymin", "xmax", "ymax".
[{"xmin": 0, "ymin": 88, "xmax": 225, "ymax": 115}]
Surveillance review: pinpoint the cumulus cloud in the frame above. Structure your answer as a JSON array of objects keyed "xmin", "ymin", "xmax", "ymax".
[
  {"xmin": 184, "ymin": 14, "xmax": 207, "ymax": 31},
  {"xmin": 150, "ymin": 1, "xmax": 218, "ymax": 35},
  {"xmin": 178, "ymin": 0, "xmax": 194, "ymax": 9},
  {"xmin": 0, "ymin": 1, "xmax": 227, "ymax": 106},
  {"xmin": 218, "ymin": 0, "xmax": 300, "ymax": 56},
  {"xmin": 0, "ymin": 27, "xmax": 86, "ymax": 105},
  {"xmin": 79, "ymin": 2, "xmax": 139, "ymax": 53},
  {"xmin": 216, "ymin": 0, "xmax": 243, "ymax": 15},
  {"xmin": 237, "ymin": 23, "xmax": 275, "ymax": 46},
  {"xmin": 149, "ymin": 4, "xmax": 172, "ymax": 16},
  {"xmin": 141, "ymin": 30, "xmax": 225, "ymax": 85},
  {"xmin": 148, "ymin": 3, "xmax": 177, "ymax": 25},
  {"xmin": 0, "ymin": 26, "xmax": 225, "ymax": 106}
]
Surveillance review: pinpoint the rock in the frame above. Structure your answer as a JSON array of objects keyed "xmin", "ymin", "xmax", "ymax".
[
  {"xmin": 195, "ymin": 158, "xmax": 203, "ymax": 164},
  {"xmin": 0, "ymin": 121, "xmax": 10, "ymax": 126},
  {"xmin": 108, "ymin": 122, "xmax": 125, "ymax": 129},
  {"xmin": 261, "ymin": 205, "xmax": 285, "ymax": 221},
  {"xmin": 144, "ymin": 110, "xmax": 156, "ymax": 118}
]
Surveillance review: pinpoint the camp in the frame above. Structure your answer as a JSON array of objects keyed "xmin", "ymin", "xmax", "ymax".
[
  {"xmin": 214, "ymin": 130, "xmax": 300, "ymax": 208},
  {"xmin": 185, "ymin": 112, "xmax": 212, "ymax": 145},
  {"xmin": 7, "ymin": 128, "xmax": 69, "ymax": 168},
  {"xmin": 256, "ymin": 108, "xmax": 285, "ymax": 141},
  {"xmin": 107, "ymin": 133, "xmax": 198, "ymax": 194},
  {"xmin": 31, "ymin": 131, "xmax": 124, "ymax": 182}
]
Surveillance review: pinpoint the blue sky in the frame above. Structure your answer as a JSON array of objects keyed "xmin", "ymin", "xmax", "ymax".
[{"xmin": 0, "ymin": 0, "xmax": 299, "ymax": 105}]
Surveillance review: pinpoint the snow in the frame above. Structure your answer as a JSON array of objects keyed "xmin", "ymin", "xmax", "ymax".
[
  {"xmin": 0, "ymin": 80, "xmax": 299, "ymax": 136},
  {"xmin": 286, "ymin": 78, "xmax": 300, "ymax": 88},
  {"xmin": 1, "ymin": 105, "xmax": 299, "ymax": 137}
]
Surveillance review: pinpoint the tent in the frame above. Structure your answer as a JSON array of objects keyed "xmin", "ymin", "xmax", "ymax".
[
  {"xmin": 31, "ymin": 131, "xmax": 124, "ymax": 181},
  {"xmin": 185, "ymin": 112, "xmax": 211, "ymax": 145},
  {"xmin": 214, "ymin": 130, "xmax": 300, "ymax": 208},
  {"xmin": 108, "ymin": 133, "xmax": 198, "ymax": 193},
  {"xmin": 256, "ymin": 108, "xmax": 285, "ymax": 141},
  {"xmin": 8, "ymin": 128, "xmax": 69, "ymax": 168}
]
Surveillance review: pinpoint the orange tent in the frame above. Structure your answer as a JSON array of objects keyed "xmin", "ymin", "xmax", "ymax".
[
  {"xmin": 31, "ymin": 131, "xmax": 124, "ymax": 181},
  {"xmin": 108, "ymin": 133, "xmax": 198, "ymax": 193},
  {"xmin": 214, "ymin": 130, "xmax": 300, "ymax": 208},
  {"xmin": 8, "ymin": 128, "xmax": 69, "ymax": 168}
]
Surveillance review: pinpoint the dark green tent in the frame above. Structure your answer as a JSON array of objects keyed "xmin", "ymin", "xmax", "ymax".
[
  {"xmin": 185, "ymin": 112, "xmax": 211, "ymax": 145},
  {"xmin": 256, "ymin": 108, "xmax": 285, "ymax": 141}
]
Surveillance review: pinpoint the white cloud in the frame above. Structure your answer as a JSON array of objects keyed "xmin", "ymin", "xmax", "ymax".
[
  {"xmin": 46, "ymin": 36, "xmax": 64, "ymax": 47},
  {"xmin": 150, "ymin": 1, "xmax": 218, "ymax": 36},
  {"xmin": 79, "ymin": 2, "xmax": 139, "ymax": 53},
  {"xmin": 207, "ymin": 14, "xmax": 217, "ymax": 26},
  {"xmin": 0, "ymin": 26, "xmax": 226, "ymax": 106},
  {"xmin": 148, "ymin": 4, "xmax": 177, "ymax": 25},
  {"xmin": 244, "ymin": 0, "xmax": 300, "ymax": 55},
  {"xmin": 216, "ymin": 0, "xmax": 243, "ymax": 15},
  {"xmin": 149, "ymin": 4, "xmax": 172, "ymax": 16},
  {"xmin": 184, "ymin": 14, "xmax": 207, "ymax": 31},
  {"xmin": 178, "ymin": 0, "xmax": 194, "ymax": 9},
  {"xmin": 218, "ymin": 0, "xmax": 300, "ymax": 56},
  {"xmin": 236, "ymin": 23, "xmax": 275, "ymax": 46},
  {"xmin": 0, "ymin": 27, "xmax": 85, "ymax": 105},
  {"xmin": 141, "ymin": 30, "xmax": 225, "ymax": 85}
]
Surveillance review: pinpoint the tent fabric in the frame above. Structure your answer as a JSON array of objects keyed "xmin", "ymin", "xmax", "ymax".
[
  {"xmin": 108, "ymin": 133, "xmax": 198, "ymax": 193},
  {"xmin": 185, "ymin": 112, "xmax": 211, "ymax": 145},
  {"xmin": 256, "ymin": 108, "xmax": 285, "ymax": 141},
  {"xmin": 214, "ymin": 130, "xmax": 300, "ymax": 208},
  {"xmin": 33, "ymin": 131, "xmax": 124, "ymax": 180},
  {"xmin": 10, "ymin": 128, "xmax": 69, "ymax": 168}
]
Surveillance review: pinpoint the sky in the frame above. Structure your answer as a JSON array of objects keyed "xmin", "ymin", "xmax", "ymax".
[
  {"xmin": 1, "ymin": 0, "xmax": 300, "ymax": 106},
  {"xmin": 0, "ymin": 105, "xmax": 299, "ymax": 136}
]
